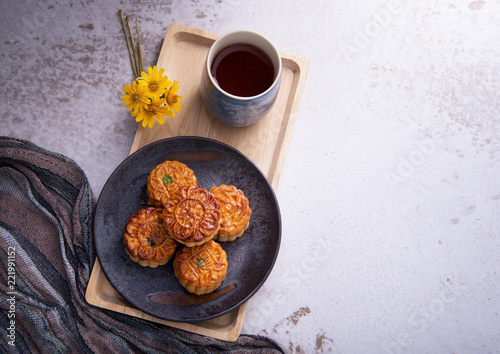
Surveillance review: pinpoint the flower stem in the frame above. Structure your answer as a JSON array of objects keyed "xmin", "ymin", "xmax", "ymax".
[
  {"xmin": 136, "ymin": 18, "xmax": 143, "ymax": 74},
  {"xmin": 119, "ymin": 10, "xmax": 139, "ymax": 78},
  {"xmin": 126, "ymin": 16, "xmax": 140, "ymax": 77}
]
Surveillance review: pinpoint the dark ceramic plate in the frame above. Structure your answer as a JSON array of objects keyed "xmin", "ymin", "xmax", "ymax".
[{"xmin": 93, "ymin": 136, "xmax": 281, "ymax": 322}]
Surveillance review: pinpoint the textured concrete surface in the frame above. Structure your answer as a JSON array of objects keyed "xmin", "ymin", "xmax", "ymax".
[{"xmin": 1, "ymin": 0, "xmax": 499, "ymax": 352}]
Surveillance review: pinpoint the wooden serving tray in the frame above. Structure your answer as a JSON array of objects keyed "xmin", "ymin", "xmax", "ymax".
[{"xmin": 85, "ymin": 23, "xmax": 308, "ymax": 341}]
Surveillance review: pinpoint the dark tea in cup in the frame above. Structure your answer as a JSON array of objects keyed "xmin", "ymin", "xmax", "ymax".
[{"xmin": 210, "ymin": 44, "xmax": 275, "ymax": 97}]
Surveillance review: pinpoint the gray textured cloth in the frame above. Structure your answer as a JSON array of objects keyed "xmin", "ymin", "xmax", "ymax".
[{"xmin": 0, "ymin": 137, "xmax": 284, "ymax": 353}]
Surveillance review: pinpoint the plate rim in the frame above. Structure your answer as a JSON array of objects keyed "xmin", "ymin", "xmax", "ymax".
[{"xmin": 93, "ymin": 136, "xmax": 282, "ymax": 322}]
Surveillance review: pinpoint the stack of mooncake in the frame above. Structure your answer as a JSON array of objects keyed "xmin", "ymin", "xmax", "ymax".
[{"xmin": 123, "ymin": 160, "xmax": 252, "ymax": 295}]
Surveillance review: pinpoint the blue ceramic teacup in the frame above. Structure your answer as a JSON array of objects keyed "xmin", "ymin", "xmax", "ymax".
[{"xmin": 201, "ymin": 30, "xmax": 282, "ymax": 127}]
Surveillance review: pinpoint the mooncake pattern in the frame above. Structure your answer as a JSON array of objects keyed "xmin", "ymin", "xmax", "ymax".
[
  {"xmin": 123, "ymin": 207, "xmax": 178, "ymax": 268},
  {"xmin": 210, "ymin": 185, "xmax": 252, "ymax": 242},
  {"xmin": 173, "ymin": 240, "xmax": 228, "ymax": 295},
  {"xmin": 163, "ymin": 186, "xmax": 221, "ymax": 247},
  {"xmin": 147, "ymin": 160, "xmax": 197, "ymax": 208}
]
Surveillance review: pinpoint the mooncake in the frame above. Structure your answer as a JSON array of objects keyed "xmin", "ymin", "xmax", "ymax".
[
  {"xmin": 146, "ymin": 160, "xmax": 197, "ymax": 208},
  {"xmin": 173, "ymin": 240, "xmax": 228, "ymax": 295},
  {"xmin": 162, "ymin": 186, "xmax": 222, "ymax": 247},
  {"xmin": 123, "ymin": 207, "xmax": 178, "ymax": 267},
  {"xmin": 210, "ymin": 185, "xmax": 251, "ymax": 242}
]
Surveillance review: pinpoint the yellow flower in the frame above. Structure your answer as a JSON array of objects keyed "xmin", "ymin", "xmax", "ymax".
[
  {"xmin": 132, "ymin": 98, "xmax": 171, "ymax": 128},
  {"xmin": 121, "ymin": 81, "xmax": 149, "ymax": 113},
  {"xmin": 121, "ymin": 64, "xmax": 182, "ymax": 128},
  {"xmin": 164, "ymin": 80, "xmax": 182, "ymax": 117},
  {"xmin": 138, "ymin": 66, "xmax": 172, "ymax": 99}
]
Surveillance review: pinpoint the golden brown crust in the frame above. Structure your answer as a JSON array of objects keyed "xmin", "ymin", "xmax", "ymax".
[
  {"xmin": 173, "ymin": 240, "xmax": 228, "ymax": 295},
  {"xmin": 147, "ymin": 160, "xmax": 197, "ymax": 208},
  {"xmin": 210, "ymin": 185, "xmax": 252, "ymax": 242},
  {"xmin": 163, "ymin": 186, "xmax": 221, "ymax": 246},
  {"xmin": 123, "ymin": 207, "xmax": 178, "ymax": 268}
]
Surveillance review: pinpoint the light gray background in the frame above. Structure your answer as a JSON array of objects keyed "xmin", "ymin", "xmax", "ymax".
[{"xmin": 1, "ymin": 0, "xmax": 499, "ymax": 352}]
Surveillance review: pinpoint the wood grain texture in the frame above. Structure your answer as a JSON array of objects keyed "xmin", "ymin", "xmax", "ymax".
[{"xmin": 85, "ymin": 23, "xmax": 308, "ymax": 341}]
